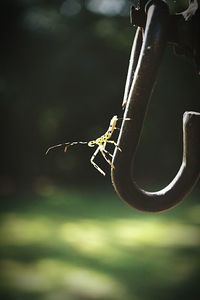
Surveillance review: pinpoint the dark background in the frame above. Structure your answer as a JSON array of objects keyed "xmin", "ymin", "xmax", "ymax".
[
  {"xmin": 0, "ymin": 0, "xmax": 199, "ymax": 191},
  {"xmin": 0, "ymin": 1, "xmax": 199, "ymax": 300}
]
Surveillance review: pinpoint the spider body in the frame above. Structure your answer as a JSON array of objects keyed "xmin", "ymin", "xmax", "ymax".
[
  {"xmin": 87, "ymin": 115, "xmax": 121, "ymax": 175},
  {"xmin": 88, "ymin": 115, "xmax": 118, "ymax": 146},
  {"xmin": 46, "ymin": 115, "xmax": 128, "ymax": 176}
]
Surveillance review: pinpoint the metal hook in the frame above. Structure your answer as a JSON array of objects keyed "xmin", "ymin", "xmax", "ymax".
[{"xmin": 111, "ymin": 0, "xmax": 200, "ymax": 212}]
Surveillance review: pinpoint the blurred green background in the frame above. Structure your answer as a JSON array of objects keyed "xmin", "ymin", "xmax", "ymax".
[{"xmin": 0, "ymin": 1, "xmax": 200, "ymax": 300}]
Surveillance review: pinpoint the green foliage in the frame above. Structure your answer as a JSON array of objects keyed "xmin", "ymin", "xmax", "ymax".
[{"xmin": 0, "ymin": 188, "xmax": 200, "ymax": 300}]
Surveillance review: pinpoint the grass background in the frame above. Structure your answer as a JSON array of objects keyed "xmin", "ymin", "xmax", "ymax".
[{"xmin": 0, "ymin": 184, "xmax": 199, "ymax": 300}]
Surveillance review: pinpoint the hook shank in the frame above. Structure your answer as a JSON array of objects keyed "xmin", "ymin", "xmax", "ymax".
[{"xmin": 111, "ymin": 0, "xmax": 200, "ymax": 212}]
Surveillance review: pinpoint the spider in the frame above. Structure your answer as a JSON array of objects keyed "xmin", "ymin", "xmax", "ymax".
[{"xmin": 46, "ymin": 115, "xmax": 129, "ymax": 176}]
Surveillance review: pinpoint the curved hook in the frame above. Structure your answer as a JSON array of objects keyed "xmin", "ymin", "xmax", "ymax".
[{"xmin": 111, "ymin": 0, "xmax": 200, "ymax": 212}]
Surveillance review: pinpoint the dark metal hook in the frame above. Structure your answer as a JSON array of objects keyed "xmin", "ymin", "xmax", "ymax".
[{"xmin": 111, "ymin": 0, "xmax": 200, "ymax": 212}]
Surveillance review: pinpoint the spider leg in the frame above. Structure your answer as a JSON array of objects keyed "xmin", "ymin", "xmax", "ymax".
[
  {"xmin": 101, "ymin": 142, "xmax": 113, "ymax": 158},
  {"xmin": 103, "ymin": 148, "xmax": 113, "ymax": 159},
  {"xmin": 46, "ymin": 141, "xmax": 88, "ymax": 154},
  {"xmin": 46, "ymin": 142, "xmax": 71, "ymax": 155},
  {"xmin": 64, "ymin": 141, "xmax": 87, "ymax": 152},
  {"xmin": 99, "ymin": 146, "xmax": 115, "ymax": 169},
  {"xmin": 90, "ymin": 147, "xmax": 106, "ymax": 176},
  {"xmin": 106, "ymin": 140, "xmax": 122, "ymax": 152}
]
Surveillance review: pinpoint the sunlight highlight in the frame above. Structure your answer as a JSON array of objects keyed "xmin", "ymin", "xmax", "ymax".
[
  {"xmin": 1, "ymin": 214, "xmax": 199, "ymax": 251},
  {"xmin": 59, "ymin": 218, "xmax": 200, "ymax": 256},
  {"xmin": 0, "ymin": 214, "xmax": 53, "ymax": 245},
  {"xmin": 87, "ymin": 0, "xmax": 125, "ymax": 16},
  {"xmin": 0, "ymin": 259, "xmax": 127, "ymax": 300}
]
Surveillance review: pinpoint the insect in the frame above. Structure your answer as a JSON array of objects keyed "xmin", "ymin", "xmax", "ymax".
[{"xmin": 46, "ymin": 115, "xmax": 129, "ymax": 176}]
